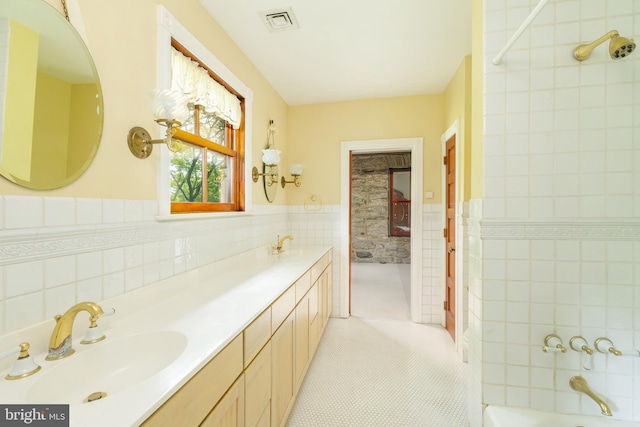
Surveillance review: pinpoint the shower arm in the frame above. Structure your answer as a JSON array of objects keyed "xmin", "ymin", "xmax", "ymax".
[
  {"xmin": 573, "ymin": 30, "xmax": 619, "ymax": 61},
  {"xmin": 492, "ymin": 0, "xmax": 551, "ymax": 65}
]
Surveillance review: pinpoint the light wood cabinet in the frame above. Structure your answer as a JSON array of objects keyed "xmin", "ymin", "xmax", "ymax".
[
  {"xmin": 294, "ymin": 291, "xmax": 310, "ymax": 392},
  {"xmin": 201, "ymin": 374, "xmax": 245, "ymax": 427},
  {"xmin": 143, "ymin": 250, "xmax": 332, "ymax": 427},
  {"xmin": 245, "ymin": 341, "xmax": 271, "ymax": 427},
  {"xmin": 271, "ymin": 311, "xmax": 295, "ymax": 427},
  {"xmin": 142, "ymin": 335, "xmax": 243, "ymax": 427}
]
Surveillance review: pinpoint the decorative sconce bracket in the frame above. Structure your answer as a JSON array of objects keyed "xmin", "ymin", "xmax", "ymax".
[
  {"xmin": 252, "ymin": 165, "xmax": 279, "ymax": 186},
  {"xmin": 281, "ymin": 164, "xmax": 303, "ymax": 188},
  {"xmin": 281, "ymin": 174, "xmax": 301, "ymax": 188},
  {"xmin": 128, "ymin": 119, "xmax": 182, "ymax": 159}
]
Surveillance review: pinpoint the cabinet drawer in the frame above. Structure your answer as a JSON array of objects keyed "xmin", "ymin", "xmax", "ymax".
[
  {"xmin": 244, "ymin": 307, "xmax": 271, "ymax": 368},
  {"xmin": 142, "ymin": 335, "xmax": 243, "ymax": 427},
  {"xmin": 310, "ymin": 251, "xmax": 331, "ymax": 284},
  {"xmin": 294, "ymin": 271, "xmax": 311, "ymax": 303},
  {"xmin": 271, "ymin": 285, "xmax": 295, "ymax": 332}
]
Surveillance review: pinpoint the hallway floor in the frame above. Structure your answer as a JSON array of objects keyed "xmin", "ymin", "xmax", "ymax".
[{"xmin": 286, "ymin": 263, "xmax": 469, "ymax": 427}]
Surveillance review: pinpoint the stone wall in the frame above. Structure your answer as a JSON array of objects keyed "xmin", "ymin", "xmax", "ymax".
[{"xmin": 351, "ymin": 153, "xmax": 411, "ymax": 264}]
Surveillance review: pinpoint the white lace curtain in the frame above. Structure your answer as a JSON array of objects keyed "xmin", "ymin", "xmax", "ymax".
[{"xmin": 170, "ymin": 48, "xmax": 242, "ymax": 129}]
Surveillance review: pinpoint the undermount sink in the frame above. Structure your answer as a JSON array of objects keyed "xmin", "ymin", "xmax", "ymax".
[{"xmin": 27, "ymin": 330, "xmax": 187, "ymax": 404}]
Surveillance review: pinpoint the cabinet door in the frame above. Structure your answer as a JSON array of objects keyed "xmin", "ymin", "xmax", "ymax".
[
  {"xmin": 271, "ymin": 312, "xmax": 295, "ymax": 427},
  {"xmin": 324, "ymin": 266, "xmax": 333, "ymax": 326},
  {"xmin": 245, "ymin": 341, "xmax": 271, "ymax": 427},
  {"xmin": 294, "ymin": 293, "xmax": 310, "ymax": 392},
  {"xmin": 308, "ymin": 283, "xmax": 320, "ymax": 357},
  {"xmin": 201, "ymin": 374, "xmax": 245, "ymax": 427}
]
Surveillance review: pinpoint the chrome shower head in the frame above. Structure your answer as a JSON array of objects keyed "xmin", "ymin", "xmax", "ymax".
[
  {"xmin": 574, "ymin": 30, "xmax": 636, "ymax": 61},
  {"xmin": 609, "ymin": 34, "xmax": 635, "ymax": 59}
]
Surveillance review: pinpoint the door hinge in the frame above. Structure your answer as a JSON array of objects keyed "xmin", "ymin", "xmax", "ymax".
[
  {"xmin": 443, "ymin": 228, "xmax": 448, "ymax": 238},
  {"xmin": 443, "ymin": 155, "xmax": 447, "ymax": 165},
  {"xmin": 443, "ymin": 300, "xmax": 448, "ymax": 311}
]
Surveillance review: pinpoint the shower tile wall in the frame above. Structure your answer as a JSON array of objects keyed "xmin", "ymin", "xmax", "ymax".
[{"xmin": 469, "ymin": 0, "xmax": 640, "ymax": 424}]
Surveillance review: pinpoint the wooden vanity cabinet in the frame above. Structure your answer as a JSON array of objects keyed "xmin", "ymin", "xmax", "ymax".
[
  {"xmin": 142, "ymin": 335, "xmax": 244, "ymax": 427},
  {"xmin": 201, "ymin": 374, "xmax": 245, "ymax": 427},
  {"xmin": 142, "ymin": 251, "xmax": 333, "ymax": 427},
  {"xmin": 245, "ymin": 341, "xmax": 271, "ymax": 427}
]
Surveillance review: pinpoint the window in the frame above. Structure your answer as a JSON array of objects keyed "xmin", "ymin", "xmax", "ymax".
[
  {"xmin": 169, "ymin": 40, "xmax": 245, "ymax": 213},
  {"xmin": 389, "ymin": 168, "xmax": 411, "ymax": 236}
]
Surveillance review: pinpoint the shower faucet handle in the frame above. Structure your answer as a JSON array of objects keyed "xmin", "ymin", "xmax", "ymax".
[
  {"xmin": 594, "ymin": 337, "xmax": 622, "ymax": 356},
  {"xmin": 542, "ymin": 334, "xmax": 567, "ymax": 353},
  {"xmin": 570, "ymin": 336, "xmax": 594, "ymax": 355}
]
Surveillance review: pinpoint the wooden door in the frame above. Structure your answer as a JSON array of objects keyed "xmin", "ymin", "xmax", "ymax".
[{"xmin": 445, "ymin": 135, "xmax": 456, "ymax": 341}]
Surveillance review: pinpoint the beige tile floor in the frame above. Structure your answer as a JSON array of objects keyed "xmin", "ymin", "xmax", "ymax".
[{"xmin": 286, "ymin": 263, "xmax": 469, "ymax": 427}]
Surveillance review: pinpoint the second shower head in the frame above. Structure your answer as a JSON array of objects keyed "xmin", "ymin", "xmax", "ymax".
[{"xmin": 574, "ymin": 30, "xmax": 636, "ymax": 61}]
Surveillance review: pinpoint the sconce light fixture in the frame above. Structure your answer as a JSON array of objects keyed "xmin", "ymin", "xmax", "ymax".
[
  {"xmin": 281, "ymin": 164, "xmax": 302, "ymax": 188},
  {"xmin": 252, "ymin": 120, "xmax": 281, "ymax": 186},
  {"xmin": 127, "ymin": 89, "xmax": 189, "ymax": 159}
]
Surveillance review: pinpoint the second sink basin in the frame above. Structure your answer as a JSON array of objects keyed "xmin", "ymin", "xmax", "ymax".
[{"xmin": 27, "ymin": 330, "xmax": 187, "ymax": 404}]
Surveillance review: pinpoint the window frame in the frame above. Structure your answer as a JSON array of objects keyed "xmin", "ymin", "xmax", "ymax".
[
  {"xmin": 169, "ymin": 41, "xmax": 245, "ymax": 214},
  {"xmin": 156, "ymin": 6, "xmax": 253, "ymax": 217}
]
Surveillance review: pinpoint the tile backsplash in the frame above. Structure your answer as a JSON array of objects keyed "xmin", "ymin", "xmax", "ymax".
[
  {"xmin": 0, "ymin": 197, "xmax": 444, "ymax": 337},
  {"xmin": 0, "ymin": 197, "xmax": 289, "ymax": 334}
]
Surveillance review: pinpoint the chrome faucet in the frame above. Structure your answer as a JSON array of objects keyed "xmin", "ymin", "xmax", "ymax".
[
  {"xmin": 46, "ymin": 302, "xmax": 104, "ymax": 360},
  {"xmin": 569, "ymin": 376, "xmax": 612, "ymax": 416},
  {"xmin": 274, "ymin": 235, "xmax": 294, "ymax": 253}
]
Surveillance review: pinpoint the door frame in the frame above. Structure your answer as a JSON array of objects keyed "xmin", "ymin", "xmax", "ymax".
[
  {"xmin": 339, "ymin": 138, "xmax": 423, "ymax": 322},
  {"xmin": 441, "ymin": 119, "xmax": 464, "ymax": 352}
]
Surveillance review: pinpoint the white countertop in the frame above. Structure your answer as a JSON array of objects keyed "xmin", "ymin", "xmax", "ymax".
[{"xmin": 0, "ymin": 245, "xmax": 332, "ymax": 427}]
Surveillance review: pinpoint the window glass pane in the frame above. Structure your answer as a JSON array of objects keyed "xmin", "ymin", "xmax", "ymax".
[
  {"xmin": 207, "ymin": 151, "xmax": 232, "ymax": 203},
  {"xmin": 200, "ymin": 110, "xmax": 226, "ymax": 145},
  {"xmin": 170, "ymin": 142, "xmax": 204, "ymax": 202}
]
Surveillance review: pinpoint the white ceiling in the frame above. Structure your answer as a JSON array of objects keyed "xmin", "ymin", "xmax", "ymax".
[{"xmin": 198, "ymin": 0, "xmax": 472, "ymax": 106}]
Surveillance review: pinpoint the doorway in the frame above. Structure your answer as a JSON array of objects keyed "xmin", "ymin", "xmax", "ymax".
[
  {"xmin": 350, "ymin": 153, "xmax": 412, "ymax": 320},
  {"xmin": 339, "ymin": 138, "xmax": 423, "ymax": 322}
]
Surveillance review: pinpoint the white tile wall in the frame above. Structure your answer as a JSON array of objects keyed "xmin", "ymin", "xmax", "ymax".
[
  {"xmin": 0, "ymin": 197, "xmax": 289, "ymax": 334},
  {"xmin": 422, "ymin": 203, "xmax": 444, "ymax": 324},
  {"xmin": 475, "ymin": 0, "xmax": 640, "ymax": 423},
  {"xmin": 0, "ymin": 196, "xmax": 446, "ymax": 337}
]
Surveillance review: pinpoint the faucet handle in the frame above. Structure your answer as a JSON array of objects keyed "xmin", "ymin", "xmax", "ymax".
[
  {"xmin": 570, "ymin": 336, "xmax": 594, "ymax": 355},
  {"xmin": 542, "ymin": 334, "xmax": 567, "ymax": 353},
  {"xmin": 0, "ymin": 342, "xmax": 41, "ymax": 380},
  {"xmin": 594, "ymin": 337, "xmax": 622, "ymax": 356},
  {"xmin": 80, "ymin": 307, "xmax": 115, "ymax": 345}
]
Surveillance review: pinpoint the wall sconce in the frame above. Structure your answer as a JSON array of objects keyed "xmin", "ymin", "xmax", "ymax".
[
  {"xmin": 252, "ymin": 120, "xmax": 281, "ymax": 186},
  {"xmin": 127, "ymin": 89, "xmax": 189, "ymax": 159},
  {"xmin": 281, "ymin": 164, "xmax": 302, "ymax": 188}
]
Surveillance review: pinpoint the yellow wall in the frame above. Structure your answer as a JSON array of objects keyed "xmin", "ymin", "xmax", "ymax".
[
  {"xmin": 3, "ymin": 0, "xmax": 472, "ymax": 207},
  {"xmin": 2, "ymin": 21, "xmax": 39, "ymax": 182},
  {"xmin": 287, "ymin": 95, "xmax": 445, "ymax": 205},
  {"xmin": 443, "ymin": 55, "xmax": 472, "ymax": 202},
  {"xmin": 0, "ymin": 0, "xmax": 289, "ymax": 203},
  {"xmin": 470, "ymin": 0, "xmax": 483, "ymax": 199}
]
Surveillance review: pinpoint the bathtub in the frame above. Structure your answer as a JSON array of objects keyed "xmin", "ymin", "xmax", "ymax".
[{"xmin": 484, "ymin": 406, "xmax": 640, "ymax": 427}]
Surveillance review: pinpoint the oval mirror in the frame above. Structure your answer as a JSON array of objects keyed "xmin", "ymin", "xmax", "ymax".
[{"xmin": 0, "ymin": 0, "xmax": 103, "ymax": 190}]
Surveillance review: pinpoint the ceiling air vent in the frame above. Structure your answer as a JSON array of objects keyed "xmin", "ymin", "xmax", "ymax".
[{"xmin": 260, "ymin": 7, "xmax": 299, "ymax": 32}]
